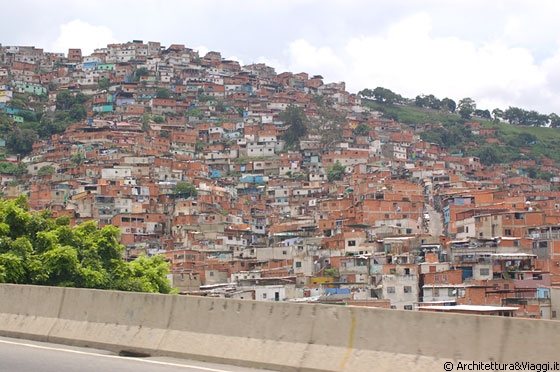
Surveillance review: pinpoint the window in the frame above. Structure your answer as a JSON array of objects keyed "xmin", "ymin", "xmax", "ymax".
[
  {"xmin": 404, "ymin": 268, "xmax": 410, "ymax": 275},
  {"xmin": 479, "ymin": 268, "xmax": 490, "ymax": 276},
  {"xmin": 262, "ymin": 293, "xmax": 267, "ymax": 299},
  {"xmin": 387, "ymin": 286, "xmax": 396, "ymax": 294},
  {"xmin": 295, "ymin": 261, "xmax": 302, "ymax": 268},
  {"xmin": 505, "ymin": 229, "xmax": 512, "ymax": 236},
  {"xmin": 404, "ymin": 286, "xmax": 412, "ymax": 293},
  {"xmin": 348, "ymin": 240, "xmax": 356, "ymax": 247},
  {"xmin": 404, "ymin": 305, "xmax": 413, "ymax": 310},
  {"xmin": 448, "ymin": 288, "xmax": 456, "ymax": 296},
  {"xmin": 434, "ymin": 275, "xmax": 440, "ymax": 282}
]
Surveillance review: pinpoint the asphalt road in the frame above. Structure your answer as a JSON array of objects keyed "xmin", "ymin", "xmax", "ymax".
[{"xmin": 0, "ymin": 336, "xmax": 273, "ymax": 372}]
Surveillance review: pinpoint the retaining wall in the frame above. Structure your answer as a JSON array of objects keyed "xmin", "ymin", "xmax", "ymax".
[{"xmin": 1, "ymin": 284, "xmax": 559, "ymax": 371}]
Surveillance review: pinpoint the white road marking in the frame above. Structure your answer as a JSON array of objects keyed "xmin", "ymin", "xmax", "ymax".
[{"xmin": 0, "ymin": 338, "xmax": 233, "ymax": 372}]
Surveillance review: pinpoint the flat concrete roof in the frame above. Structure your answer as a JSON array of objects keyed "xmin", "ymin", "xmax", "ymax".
[{"xmin": 418, "ymin": 305, "xmax": 519, "ymax": 312}]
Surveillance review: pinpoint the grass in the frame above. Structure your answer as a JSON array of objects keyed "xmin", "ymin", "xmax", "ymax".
[
  {"xmin": 364, "ymin": 100, "xmax": 461, "ymax": 126},
  {"xmin": 363, "ymin": 100, "xmax": 560, "ymax": 163}
]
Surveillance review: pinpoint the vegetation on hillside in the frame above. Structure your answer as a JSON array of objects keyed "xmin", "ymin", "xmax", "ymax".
[
  {"xmin": 0, "ymin": 196, "xmax": 175, "ymax": 293},
  {"xmin": 360, "ymin": 87, "xmax": 560, "ymax": 165},
  {"xmin": 280, "ymin": 105, "xmax": 309, "ymax": 149}
]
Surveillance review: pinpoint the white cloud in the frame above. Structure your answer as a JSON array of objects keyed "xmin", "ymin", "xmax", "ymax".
[
  {"xmin": 6, "ymin": 1, "xmax": 558, "ymax": 114},
  {"xmin": 283, "ymin": 11, "xmax": 560, "ymax": 113},
  {"xmin": 256, "ymin": 56, "xmax": 286, "ymax": 75},
  {"xmin": 194, "ymin": 45, "xmax": 210, "ymax": 58},
  {"xmin": 285, "ymin": 39, "xmax": 346, "ymax": 76},
  {"xmin": 51, "ymin": 19, "xmax": 118, "ymax": 55}
]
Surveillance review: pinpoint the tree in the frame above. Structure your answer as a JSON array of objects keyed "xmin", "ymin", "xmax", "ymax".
[
  {"xmin": 310, "ymin": 106, "xmax": 345, "ymax": 146},
  {"xmin": 74, "ymin": 92, "xmax": 88, "ymax": 104},
  {"xmin": 48, "ymin": 81, "xmax": 58, "ymax": 92},
  {"xmin": 136, "ymin": 67, "xmax": 149, "ymax": 76},
  {"xmin": 56, "ymin": 90, "xmax": 74, "ymax": 110},
  {"xmin": 324, "ymin": 268, "xmax": 340, "ymax": 278},
  {"xmin": 215, "ymin": 99, "xmax": 226, "ymax": 113},
  {"xmin": 372, "ymin": 87, "xmax": 402, "ymax": 104},
  {"xmin": 354, "ymin": 123, "xmax": 371, "ymax": 136},
  {"xmin": 474, "ymin": 109, "xmax": 491, "ymax": 119},
  {"xmin": 550, "ymin": 113, "xmax": 560, "ymax": 128},
  {"xmin": 152, "ymin": 115, "xmax": 165, "ymax": 124},
  {"xmin": 457, "ymin": 98, "xmax": 476, "ymax": 120},
  {"xmin": 415, "ymin": 95, "xmax": 428, "ymax": 108},
  {"xmin": 280, "ymin": 105, "xmax": 309, "ymax": 148},
  {"xmin": 8, "ymin": 97, "xmax": 27, "ymax": 110},
  {"xmin": 70, "ymin": 154, "xmax": 84, "ymax": 167},
  {"xmin": 0, "ymin": 197, "xmax": 174, "ymax": 293},
  {"xmin": 440, "ymin": 98, "xmax": 456, "ymax": 113},
  {"xmin": 98, "ymin": 77, "xmax": 110, "ymax": 91},
  {"xmin": 474, "ymin": 145, "xmax": 500, "ymax": 166},
  {"xmin": 7, "ymin": 127, "xmax": 38, "ymax": 154},
  {"xmin": 18, "ymin": 110, "xmax": 38, "ymax": 123},
  {"xmin": 505, "ymin": 132, "xmax": 537, "ymax": 148},
  {"xmin": 133, "ymin": 67, "xmax": 150, "ymax": 82},
  {"xmin": 195, "ymin": 141, "xmax": 205, "ymax": 152},
  {"xmin": 187, "ymin": 108, "xmax": 203, "ymax": 120},
  {"xmin": 503, "ymin": 106, "xmax": 526, "ymax": 125},
  {"xmin": 174, "ymin": 182, "xmax": 197, "ymax": 198},
  {"xmin": 414, "ymin": 94, "xmax": 441, "ymax": 110},
  {"xmin": 37, "ymin": 165, "xmax": 55, "ymax": 176},
  {"xmin": 492, "ymin": 108, "xmax": 504, "ymax": 123},
  {"xmin": 0, "ymin": 253, "xmax": 26, "ymax": 283},
  {"xmin": 156, "ymin": 87, "xmax": 171, "ymax": 99},
  {"xmin": 526, "ymin": 110, "xmax": 549, "ymax": 127},
  {"xmin": 69, "ymin": 104, "xmax": 87, "ymax": 122},
  {"xmin": 0, "ymin": 114, "xmax": 11, "ymax": 133},
  {"xmin": 358, "ymin": 88, "xmax": 374, "ymax": 99},
  {"xmin": 126, "ymin": 255, "xmax": 175, "ymax": 293},
  {"xmin": 326, "ymin": 161, "xmax": 346, "ymax": 181},
  {"xmin": 13, "ymin": 162, "xmax": 28, "ymax": 177},
  {"xmin": 0, "ymin": 162, "xmax": 15, "ymax": 174},
  {"xmin": 141, "ymin": 114, "xmax": 151, "ymax": 132}
]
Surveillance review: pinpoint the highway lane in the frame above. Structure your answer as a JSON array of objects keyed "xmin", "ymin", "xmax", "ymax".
[{"xmin": 0, "ymin": 336, "xmax": 273, "ymax": 372}]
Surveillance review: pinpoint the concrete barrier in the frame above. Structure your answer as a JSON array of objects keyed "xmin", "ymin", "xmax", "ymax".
[{"xmin": 1, "ymin": 283, "xmax": 560, "ymax": 371}]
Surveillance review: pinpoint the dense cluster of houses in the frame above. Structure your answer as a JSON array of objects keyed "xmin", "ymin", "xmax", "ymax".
[{"xmin": 2, "ymin": 41, "xmax": 560, "ymax": 318}]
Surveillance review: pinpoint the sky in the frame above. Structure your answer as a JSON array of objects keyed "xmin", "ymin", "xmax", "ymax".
[{"xmin": 3, "ymin": 0, "xmax": 560, "ymax": 114}]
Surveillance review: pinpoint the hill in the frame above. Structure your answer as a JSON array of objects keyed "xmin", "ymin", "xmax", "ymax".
[{"xmin": 362, "ymin": 98, "xmax": 560, "ymax": 165}]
